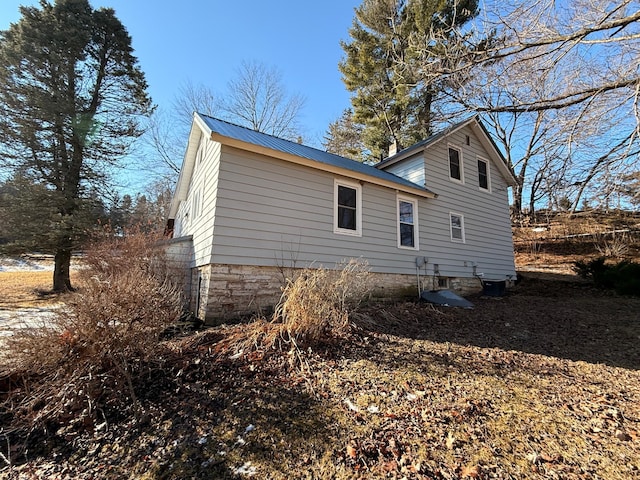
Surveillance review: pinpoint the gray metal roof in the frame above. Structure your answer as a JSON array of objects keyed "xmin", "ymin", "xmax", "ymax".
[{"xmin": 197, "ymin": 113, "xmax": 434, "ymax": 194}]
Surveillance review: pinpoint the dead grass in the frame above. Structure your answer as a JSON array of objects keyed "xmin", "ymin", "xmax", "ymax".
[
  {"xmin": 0, "ymin": 271, "xmax": 73, "ymax": 309},
  {"xmin": 216, "ymin": 259, "xmax": 371, "ymax": 367},
  {"xmin": 2, "ymin": 276, "xmax": 638, "ymax": 479},
  {"xmin": 0, "ymin": 231, "xmax": 184, "ymax": 442}
]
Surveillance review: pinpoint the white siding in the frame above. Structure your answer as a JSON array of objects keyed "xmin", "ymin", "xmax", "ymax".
[
  {"xmin": 206, "ymin": 146, "xmax": 431, "ymax": 275},
  {"xmin": 381, "ymin": 124, "xmax": 516, "ymax": 280},
  {"xmin": 173, "ymin": 136, "xmax": 221, "ymax": 266},
  {"xmin": 385, "ymin": 155, "xmax": 425, "ymax": 187}
]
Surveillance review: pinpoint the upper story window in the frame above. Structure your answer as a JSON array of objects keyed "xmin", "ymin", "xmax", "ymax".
[
  {"xmin": 334, "ymin": 179, "xmax": 362, "ymax": 236},
  {"xmin": 448, "ymin": 145, "xmax": 463, "ymax": 182},
  {"xmin": 477, "ymin": 157, "xmax": 490, "ymax": 191},
  {"xmin": 398, "ymin": 195, "xmax": 418, "ymax": 249},
  {"xmin": 450, "ymin": 212, "xmax": 465, "ymax": 243}
]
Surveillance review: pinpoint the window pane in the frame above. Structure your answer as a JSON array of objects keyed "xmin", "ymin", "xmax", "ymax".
[
  {"xmin": 338, "ymin": 185, "xmax": 356, "ymax": 208},
  {"xmin": 449, "ymin": 148, "xmax": 461, "ymax": 179},
  {"xmin": 338, "ymin": 206, "xmax": 356, "ymax": 230},
  {"xmin": 400, "ymin": 223, "xmax": 414, "ymax": 247},
  {"xmin": 451, "ymin": 214, "xmax": 463, "ymax": 241},
  {"xmin": 478, "ymin": 159, "xmax": 488, "ymax": 189},
  {"xmin": 399, "ymin": 201, "xmax": 413, "ymax": 223}
]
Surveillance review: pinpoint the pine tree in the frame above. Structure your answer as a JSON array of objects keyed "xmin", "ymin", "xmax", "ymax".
[
  {"xmin": 323, "ymin": 109, "xmax": 367, "ymax": 162},
  {"xmin": 339, "ymin": 0, "xmax": 479, "ymax": 160},
  {"xmin": 0, "ymin": 0, "xmax": 152, "ymax": 291}
]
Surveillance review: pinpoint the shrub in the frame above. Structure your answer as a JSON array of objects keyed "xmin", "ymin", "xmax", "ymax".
[
  {"xmin": 0, "ymin": 229, "xmax": 183, "ymax": 436},
  {"xmin": 573, "ymin": 257, "xmax": 640, "ymax": 296},
  {"xmin": 218, "ymin": 259, "xmax": 371, "ymax": 365}
]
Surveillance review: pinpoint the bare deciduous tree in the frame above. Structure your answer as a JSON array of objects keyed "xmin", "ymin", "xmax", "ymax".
[
  {"xmin": 222, "ymin": 61, "xmax": 305, "ymax": 141},
  {"xmin": 144, "ymin": 62, "xmax": 305, "ymax": 187},
  {"xmin": 416, "ymin": 0, "xmax": 640, "ymax": 215}
]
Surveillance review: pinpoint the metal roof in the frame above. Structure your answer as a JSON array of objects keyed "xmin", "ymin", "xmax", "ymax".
[
  {"xmin": 375, "ymin": 115, "xmax": 517, "ymax": 186},
  {"xmin": 197, "ymin": 114, "xmax": 435, "ymax": 195}
]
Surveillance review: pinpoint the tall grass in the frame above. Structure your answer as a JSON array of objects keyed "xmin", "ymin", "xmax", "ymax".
[{"xmin": 217, "ymin": 259, "xmax": 371, "ymax": 366}]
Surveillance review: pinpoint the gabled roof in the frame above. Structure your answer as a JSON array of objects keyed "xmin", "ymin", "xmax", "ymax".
[
  {"xmin": 376, "ymin": 116, "xmax": 518, "ymax": 187},
  {"xmin": 197, "ymin": 114, "xmax": 437, "ymax": 197}
]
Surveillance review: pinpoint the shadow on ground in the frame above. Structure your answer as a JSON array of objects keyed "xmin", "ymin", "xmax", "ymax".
[{"xmin": 356, "ymin": 273, "xmax": 640, "ymax": 370}]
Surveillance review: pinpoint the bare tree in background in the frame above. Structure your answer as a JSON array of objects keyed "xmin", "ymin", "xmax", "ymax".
[
  {"xmin": 144, "ymin": 80, "xmax": 220, "ymax": 179},
  {"xmin": 416, "ymin": 0, "xmax": 640, "ymax": 215},
  {"xmin": 222, "ymin": 61, "xmax": 305, "ymax": 141},
  {"xmin": 144, "ymin": 62, "xmax": 305, "ymax": 187}
]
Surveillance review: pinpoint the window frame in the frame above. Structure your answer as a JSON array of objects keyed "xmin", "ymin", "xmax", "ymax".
[
  {"xmin": 448, "ymin": 144, "xmax": 464, "ymax": 183},
  {"xmin": 333, "ymin": 179, "xmax": 362, "ymax": 237},
  {"xmin": 397, "ymin": 194, "xmax": 419, "ymax": 250},
  {"xmin": 449, "ymin": 212, "xmax": 466, "ymax": 243},
  {"xmin": 477, "ymin": 156, "xmax": 491, "ymax": 192}
]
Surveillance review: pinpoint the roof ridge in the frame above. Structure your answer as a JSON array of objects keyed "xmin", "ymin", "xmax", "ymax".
[{"xmin": 196, "ymin": 112, "xmax": 322, "ymax": 151}]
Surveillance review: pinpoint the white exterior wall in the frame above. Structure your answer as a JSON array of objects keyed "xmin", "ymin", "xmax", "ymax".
[
  {"xmin": 384, "ymin": 124, "xmax": 516, "ymax": 280},
  {"xmin": 173, "ymin": 135, "xmax": 221, "ymax": 267},
  {"xmin": 206, "ymin": 145, "xmax": 431, "ymax": 276}
]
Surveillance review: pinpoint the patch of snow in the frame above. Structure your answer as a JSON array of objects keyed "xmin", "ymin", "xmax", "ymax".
[
  {"xmin": 233, "ymin": 462, "xmax": 257, "ymax": 476},
  {"xmin": 0, "ymin": 256, "xmax": 53, "ymax": 272},
  {"xmin": 0, "ymin": 307, "xmax": 59, "ymax": 337},
  {"xmin": 344, "ymin": 398, "xmax": 359, "ymax": 412}
]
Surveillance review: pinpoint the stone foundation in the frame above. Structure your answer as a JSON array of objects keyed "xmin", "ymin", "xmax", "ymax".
[{"xmin": 190, "ymin": 264, "xmax": 488, "ymax": 324}]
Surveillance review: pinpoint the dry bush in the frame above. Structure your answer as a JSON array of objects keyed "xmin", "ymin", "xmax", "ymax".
[
  {"xmin": 0, "ymin": 229, "xmax": 183, "ymax": 437},
  {"xmin": 219, "ymin": 259, "xmax": 371, "ymax": 364},
  {"xmin": 595, "ymin": 232, "xmax": 631, "ymax": 258}
]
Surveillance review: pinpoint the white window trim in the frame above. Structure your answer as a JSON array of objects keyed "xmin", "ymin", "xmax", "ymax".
[
  {"xmin": 477, "ymin": 156, "xmax": 491, "ymax": 192},
  {"xmin": 448, "ymin": 144, "xmax": 464, "ymax": 184},
  {"xmin": 449, "ymin": 211, "xmax": 466, "ymax": 243},
  {"xmin": 397, "ymin": 194, "xmax": 419, "ymax": 250},
  {"xmin": 334, "ymin": 179, "xmax": 362, "ymax": 237}
]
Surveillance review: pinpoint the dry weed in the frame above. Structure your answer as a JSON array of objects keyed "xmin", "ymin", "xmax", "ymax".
[
  {"xmin": 218, "ymin": 259, "xmax": 371, "ymax": 366},
  {"xmin": 0, "ymin": 229, "xmax": 183, "ymax": 439},
  {"xmin": 595, "ymin": 232, "xmax": 631, "ymax": 258}
]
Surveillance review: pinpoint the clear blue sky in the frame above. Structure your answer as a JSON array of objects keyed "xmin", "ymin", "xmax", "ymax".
[{"xmin": 1, "ymin": 0, "xmax": 361, "ymax": 146}]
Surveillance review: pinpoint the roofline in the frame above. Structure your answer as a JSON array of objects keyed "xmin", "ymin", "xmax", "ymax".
[
  {"xmin": 377, "ymin": 116, "xmax": 518, "ymax": 187},
  {"xmin": 208, "ymin": 131, "xmax": 437, "ymax": 199}
]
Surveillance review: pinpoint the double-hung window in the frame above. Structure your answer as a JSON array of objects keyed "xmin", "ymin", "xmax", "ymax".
[
  {"xmin": 398, "ymin": 196, "xmax": 418, "ymax": 249},
  {"xmin": 450, "ymin": 212, "xmax": 465, "ymax": 243},
  {"xmin": 448, "ymin": 145, "xmax": 463, "ymax": 182},
  {"xmin": 477, "ymin": 157, "xmax": 490, "ymax": 191},
  {"xmin": 334, "ymin": 179, "xmax": 362, "ymax": 236}
]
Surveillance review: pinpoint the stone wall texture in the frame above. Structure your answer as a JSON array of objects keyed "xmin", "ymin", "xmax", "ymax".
[{"xmin": 190, "ymin": 264, "xmax": 487, "ymax": 324}]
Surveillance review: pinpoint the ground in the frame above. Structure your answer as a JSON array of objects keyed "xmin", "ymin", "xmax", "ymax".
[
  {"xmin": 1, "ymin": 270, "xmax": 639, "ymax": 479},
  {"xmin": 1, "ymin": 218, "xmax": 639, "ymax": 479}
]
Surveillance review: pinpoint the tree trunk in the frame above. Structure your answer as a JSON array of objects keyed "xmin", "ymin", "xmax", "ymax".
[{"xmin": 53, "ymin": 248, "xmax": 73, "ymax": 292}]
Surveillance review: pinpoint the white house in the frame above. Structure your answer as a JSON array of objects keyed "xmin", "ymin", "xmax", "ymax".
[{"xmin": 166, "ymin": 113, "xmax": 517, "ymax": 321}]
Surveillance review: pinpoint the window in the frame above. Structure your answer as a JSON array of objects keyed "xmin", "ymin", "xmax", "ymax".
[
  {"xmin": 334, "ymin": 179, "xmax": 362, "ymax": 236},
  {"xmin": 450, "ymin": 212, "xmax": 465, "ymax": 243},
  {"xmin": 397, "ymin": 196, "xmax": 418, "ymax": 249},
  {"xmin": 448, "ymin": 145, "xmax": 463, "ymax": 182},
  {"xmin": 477, "ymin": 157, "xmax": 490, "ymax": 191}
]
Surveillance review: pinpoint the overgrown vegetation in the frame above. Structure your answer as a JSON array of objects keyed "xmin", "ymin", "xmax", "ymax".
[
  {"xmin": 573, "ymin": 257, "xmax": 640, "ymax": 296},
  {"xmin": 0, "ymin": 230, "xmax": 183, "ymax": 446},
  {"xmin": 216, "ymin": 259, "xmax": 371, "ymax": 368},
  {"xmin": 2, "ymin": 276, "xmax": 639, "ymax": 479}
]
